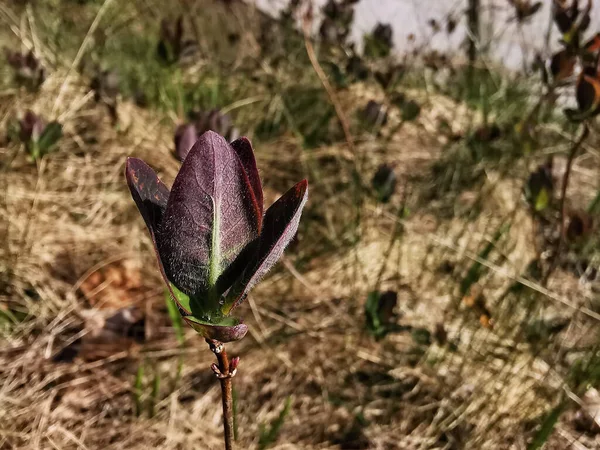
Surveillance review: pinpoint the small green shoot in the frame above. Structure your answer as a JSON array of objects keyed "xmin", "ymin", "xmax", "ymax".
[
  {"xmin": 165, "ymin": 289, "xmax": 185, "ymax": 391},
  {"xmin": 149, "ymin": 372, "xmax": 160, "ymax": 418},
  {"xmin": 527, "ymin": 402, "xmax": 565, "ymax": 450},
  {"xmin": 365, "ymin": 290, "xmax": 407, "ymax": 340},
  {"xmin": 33, "ymin": 122, "xmax": 63, "ymax": 158},
  {"xmin": 134, "ymin": 364, "xmax": 144, "ymax": 417},
  {"xmin": 165, "ymin": 289, "xmax": 185, "ymax": 345},
  {"xmin": 258, "ymin": 397, "xmax": 292, "ymax": 450},
  {"xmin": 588, "ymin": 189, "xmax": 600, "ymax": 215},
  {"xmin": 133, "ymin": 361, "xmax": 162, "ymax": 418}
]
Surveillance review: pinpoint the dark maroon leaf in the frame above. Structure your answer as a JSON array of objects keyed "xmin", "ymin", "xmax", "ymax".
[
  {"xmin": 230, "ymin": 136, "xmax": 263, "ymax": 222},
  {"xmin": 174, "ymin": 123, "xmax": 197, "ymax": 162},
  {"xmin": 24, "ymin": 50, "xmax": 38, "ymax": 70},
  {"xmin": 157, "ymin": 15, "xmax": 196, "ymax": 65},
  {"xmin": 5, "ymin": 49, "xmax": 45, "ymax": 86},
  {"xmin": 206, "ymin": 110, "xmax": 230, "ymax": 133},
  {"xmin": 581, "ymin": 20, "xmax": 592, "ymax": 35},
  {"xmin": 550, "ymin": 49, "xmax": 576, "ymax": 82},
  {"xmin": 125, "ymin": 158, "xmax": 180, "ymax": 310},
  {"xmin": 576, "ymin": 68, "xmax": 600, "ymax": 114},
  {"xmin": 566, "ymin": 210, "xmax": 594, "ymax": 242},
  {"xmin": 195, "ymin": 109, "xmax": 239, "ymax": 142},
  {"xmin": 362, "ymin": 100, "xmax": 388, "ymax": 127},
  {"xmin": 554, "ymin": 2, "xmax": 575, "ymax": 33},
  {"xmin": 577, "ymin": 76, "xmax": 596, "ymax": 112},
  {"xmin": 156, "ymin": 131, "xmax": 261, "ymax": 299},
  {"xmin": 224, "ymin": 179, "xmax": 308, "ymax": 313},
  {"xmin": 554, "ymin": 0, "xmax": 591, "ymax": 41},
  {"xmin": 214, "ymin": 236, "xmax": 258, "ymax": 299},
  {"xmin": 446, "ymin": 18, "xmax": 457, "ymax": 34},
  {"xmin": 19, "ymin": 110, "xmax": 45, "ymax": 142},
  {"xmin": 125, "ymin": 157, "xmax": 170, "ymax": 237},
  {"xmin": 378, "ymin": 290, "xmax": 398, "ymax": 325},
  {"xmin": 579, "ymin": 0, "xmax": 592, "ymax": 32}
]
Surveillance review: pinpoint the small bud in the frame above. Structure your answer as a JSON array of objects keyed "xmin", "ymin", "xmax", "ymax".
[
  {"xmin": 230, "ymin": 356, "xmax": 240, "ymax": 372},
  {"xmin": 211, "ymin": 363, "xmax": 222, "ymax": 376}
]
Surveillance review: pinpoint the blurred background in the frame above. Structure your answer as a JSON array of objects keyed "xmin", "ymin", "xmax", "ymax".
[{"xmin": 1, "ymin": 0, "xmax": 600, "ymax": 448}]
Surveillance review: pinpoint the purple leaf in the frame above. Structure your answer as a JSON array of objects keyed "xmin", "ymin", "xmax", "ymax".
[
  {"xmin": 156, "ymin": 131, "xmax": 261, "ymax": 300},
  {"xmin": 125, "ymin": 158, "xmax": 170, "ymax": 236},
  {"xmin": 19, "ymin": 110, "xmax": 45, "ymax": 143},
  {"xmin": 195, "ymin": 109, "xmax": 239, "ymax": 142},
  {"xmin": 5, "ymin": 49, "xmax": 44, "ymax": 86},
  {"xmin": 174, "ymin": 123, "xmax": 197, "ymax": 162},
  {"xmin": 125, "ymin": 158, "xmax": 185, "ymax": 311},
  {"xmin": 230, "ymin": 137, "xmax": 263, "ymax": 222},
  {"xmin": 224, "ymin": 179, "xmax": 308, "ymax": 313},
  {"xmin": 215, "ymin": 236, "xmax": 258, "ymax": 297}
]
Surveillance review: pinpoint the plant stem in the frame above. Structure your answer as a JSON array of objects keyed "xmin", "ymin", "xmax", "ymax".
[
  {"xmin": 466, "ymin": 0, "xmax": 480, "ymax": 83},
  {"xmin": 542, "ymin": 124, "xmax": 589, "ymax": 286},
  {"xmin": 207, "ymin": 339, "xmax": 235, "ymax": 450}
]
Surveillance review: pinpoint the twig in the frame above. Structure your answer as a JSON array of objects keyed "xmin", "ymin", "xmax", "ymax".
[
  {"xmin": 206, "ymin": 339, "xmax": 239, "ymax": 450},
  {"xmin": 543, "ymin": 124, "xmax": 590, "ymax": 285},
  {"xmin": 300, "ymin": 7, "xmax": 355, "ymax": 156},
  {"xmin": 300, "ymin": 5, "xmax": 364, "ymax": 299}
]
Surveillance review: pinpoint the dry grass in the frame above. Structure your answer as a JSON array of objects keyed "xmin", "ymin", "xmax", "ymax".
[{"xmin": 1, "ymin": 4, "xmax": 600, "ymax": 449}]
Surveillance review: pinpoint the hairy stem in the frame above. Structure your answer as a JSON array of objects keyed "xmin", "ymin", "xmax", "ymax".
[{"xmin": 207, "ymin": 339, "xmax": 235, "ymax": 450}]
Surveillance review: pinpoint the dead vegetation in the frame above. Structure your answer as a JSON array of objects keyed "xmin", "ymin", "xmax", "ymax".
[{"xmin": 1, "ymin": 1, "xmax": 600, "ymax": 449}]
